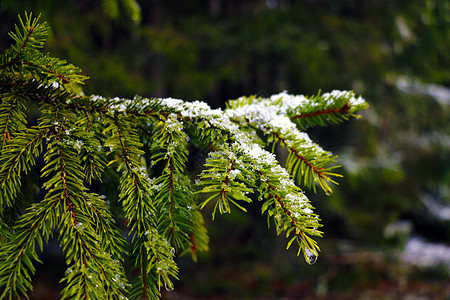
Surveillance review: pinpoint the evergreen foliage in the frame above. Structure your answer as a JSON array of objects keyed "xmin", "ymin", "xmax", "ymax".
[
  {"xmin": 0, "ymin": 13, "xmax": 368, "ymax": 299},
  {"xmin": 102, "ymin": 0, "xmax": 141, "ymax": 22}
]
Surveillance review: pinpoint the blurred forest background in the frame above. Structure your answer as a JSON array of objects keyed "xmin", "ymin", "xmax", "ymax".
[{"xmin": 1, "ymin": 0, "xmax": 449, "ymax": 299}]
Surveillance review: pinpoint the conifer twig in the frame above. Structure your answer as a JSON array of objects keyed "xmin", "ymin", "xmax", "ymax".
[{"xmin": 0, "ymin": 12, "xmax": 368, "ymax": 299}]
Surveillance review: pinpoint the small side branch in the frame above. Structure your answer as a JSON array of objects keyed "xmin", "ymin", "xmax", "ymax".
[{"xmin": 291, "ymin": 102, "xmax": 350, "ymax": 119}]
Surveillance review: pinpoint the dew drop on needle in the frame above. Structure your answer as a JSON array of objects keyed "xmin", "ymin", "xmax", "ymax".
[{"xmin": 303, "ymin": 247, "xmax": 318, "ymax": 265}]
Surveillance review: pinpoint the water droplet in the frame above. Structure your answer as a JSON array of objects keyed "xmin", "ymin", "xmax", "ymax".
[
  {"xmin": 164, "ymin": 280, "xmax": 174, "ymax": 292},
  {"xmin": 303, "ymin": 247, "xmax": 318, "ymax": 265}
]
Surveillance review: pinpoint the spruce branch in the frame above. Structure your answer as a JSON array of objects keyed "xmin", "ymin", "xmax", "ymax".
[
  {"xmin": 0, "ymin": 12, "xmax": 46, "ymax": 70},
  {"xmin": 82, "ymin": 193, "xmax": 127, "ymax": 262},
  {"xmin": 183, "ymin": 208, "xmax": 209, "ymax": 262},
  {"xmin": 105, "ymin": 115, "xmax": 178, "ymax": 298},
  {"xmin": 1, "ymin": 11, "xmax": 87, "ymax": 92},
  {"xmin": 225, "ymin": 93, "xmax": 364, "ymax": 194},
  {"xmin": 0, "ymin": 93, "xmax": 28, "ymax": 149},
  {"xmin": 0, "ymin": 126, "xmax": 48, "ymax": 211},
  {"xmin": 0, "ymin": 218, "xmax": 10, "ymax": 244},
  {"xmin": 269, "ymin": 129, "xmax": 341, "ymax": 194},
  {"xmin": 170, "ymin": 99, "xmax": 324, "ymax": 260},
  {"xmin": 258, "ymin": 169, "xmax": 322, "ymax": 264},
  {"xmin": 0, "ymin": 12, "xmax": 368, "ymax": 299},
  {"xmin": 59, "ymin": 202, "xmax": 128, "ymax": 300},
  {"xmin": 282, "ymin": 90, "xmax": 368, "ymax": 129},
  {"xmin": 39, "ymin": 106, "xmax": 128, "ymax": 299},
  {"xmin": 0, "ymin": 193, "xmax": 60, "ymax": 300},
  {"xmin": 197, "ymin": 149, "xmax": 254, "ymax": 218}
]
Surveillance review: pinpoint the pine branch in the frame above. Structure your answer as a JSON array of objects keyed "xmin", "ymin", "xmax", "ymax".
[
  {"xmin": 183, "ymin": 208, "xmax": 209, "ymax": 262},
  {"xmin": 0, "ymin": 126, "xmax": 48, "ymax": 211},
  {"xmin": 258, "ymin": 169, "xmax": 322, "ymax": 264},
  {"xmin": 39, "ymin": 106, "xmax": 128, "ymax": 299},
  {"xmin": 0, "ymin": 12, "xmax": 369, "ymax": 299},
  {"xmin": 105, "ymin": 115, "xmax": 178, "ymax": 298},
  {"xmin": 152, "ymin": 172, "xmax": 197, "ymax": 251},
  {"xmin": 226, "ymin": 97, "xmax": 343, "ymax": 194},
  {"xmin": 0, "ymin": 12, "xmax": 46, "ymax": 70},
  {"xmin": 0, "ymin": 219, "xmax": 10, "ymax": 244},
  {"xmin": 148, "ymin": 112, "xmax": 210, "ymax": 260},
  {"xmin": 128, "ymin": 228, "xmax": 178, "ymax": 299},
  {"xmin": 168, "ymin": 99, "xmax": 324, "ymax": 261},
  {"xmin": 227, "ymin": 91, "xmax": 368, "ymax": 130},
  {"xmin": 59, "ymin": 203, "xmax": 128, "ymax": 300},
  {"xmin": 0, "ymin": 197, "xmax": 59, "ymax": 300},
  {"xmin": 197, "ymin": 149, "xmax": 253, "ymax": 219},
  {"xmin": 270, "ymin": 129, "xmax": 341, "ymax": 194},
  {"xmin": 0, "ymin": 93, "xmax": 28, "ymax": 149},
  {"xmin": 1, "ymin": 12, "xmax": 87, "ymax": 93},
  {"xmin": 292, "ymin": 102, "xmax": 350, "ymax": 119},
  {"xmin": 277, "ymin": 90, "xmax": 368, "ymax": 130}
]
